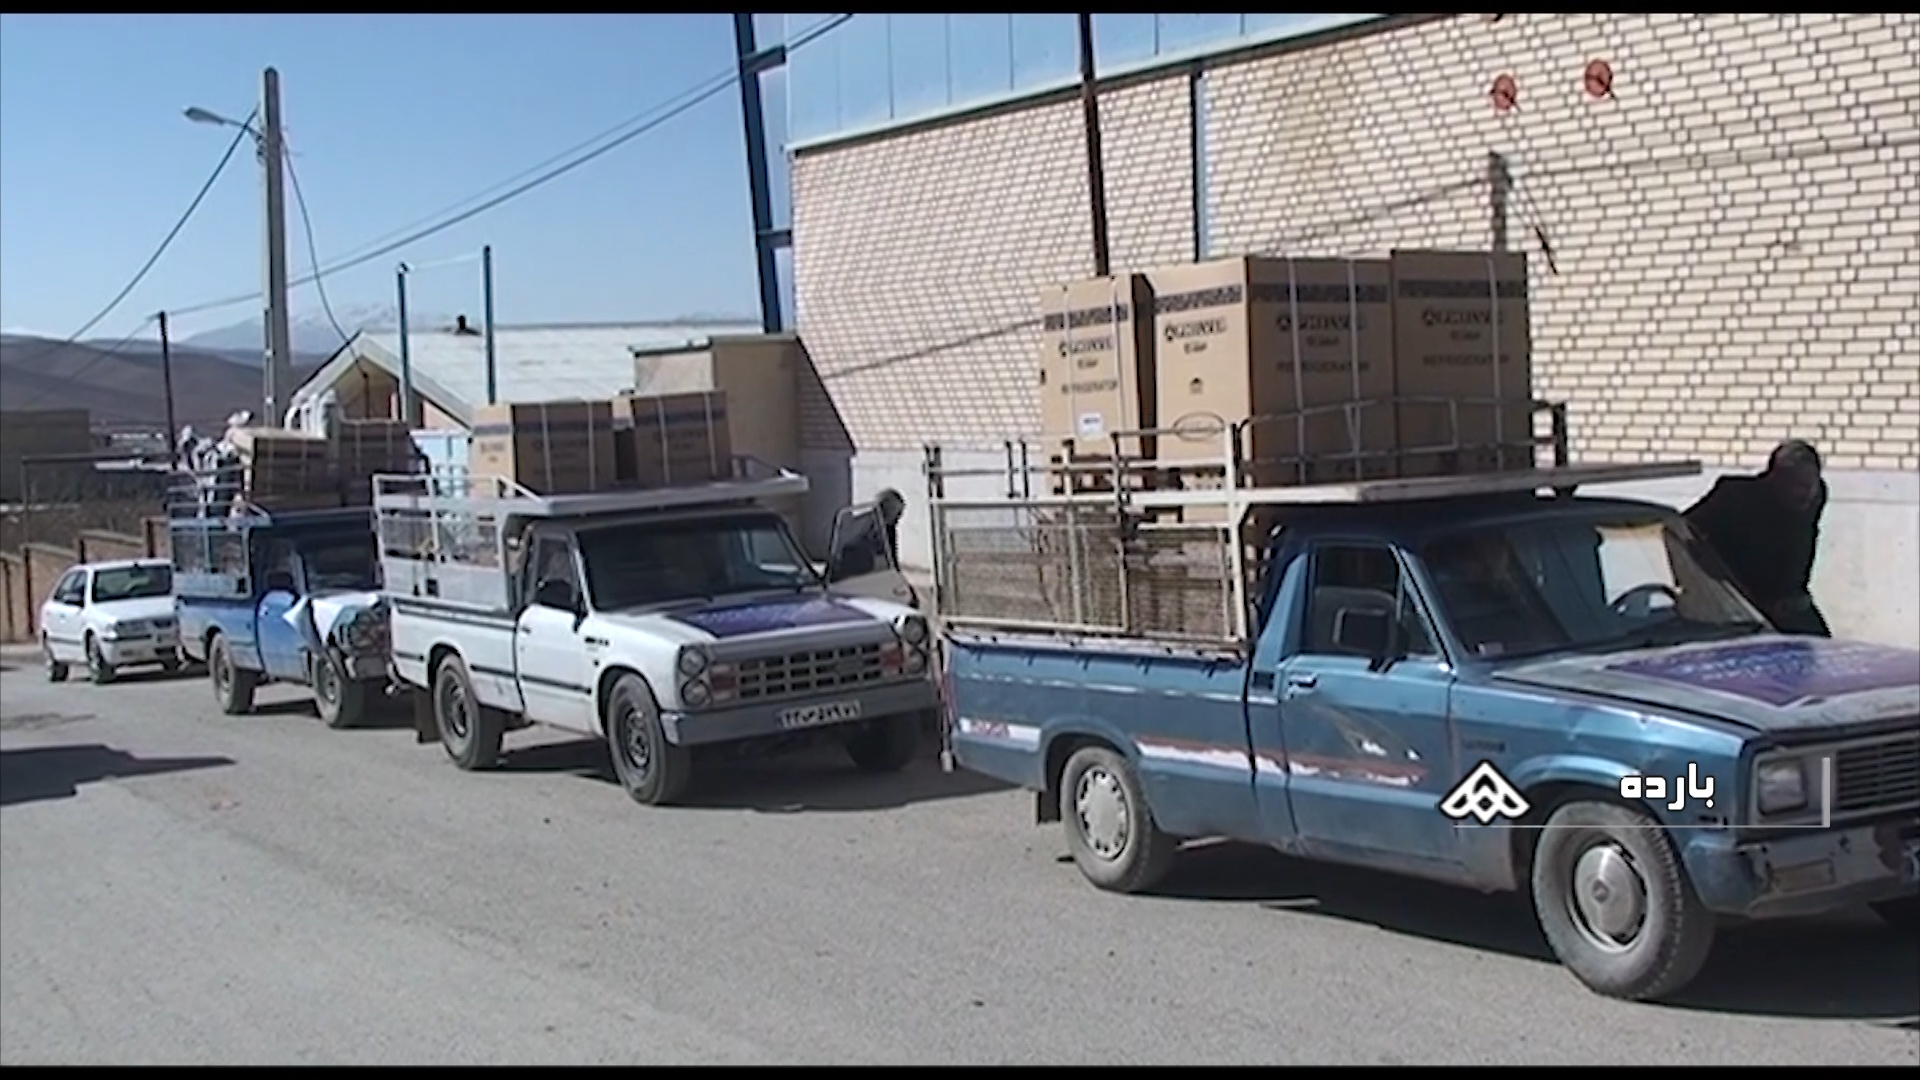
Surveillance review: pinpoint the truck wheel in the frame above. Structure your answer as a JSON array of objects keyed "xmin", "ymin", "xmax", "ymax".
[
  {"xmin": 84, "ymin": 634, "xmax": 117, "ymax": 685},
  {"xmin": 605, "ymin": 674, "xmax": 692, "ymax": 807},
  {"xmin": 1870, "ymin": 895, "xmax": 1919, "ymax": 934},
  {"xmin": 1530, "ymin": 800, "xmax": 1716, "ymax": 1001},
  {"xmin": 433, "ymin": 655, "xmax": 503, "ymax": 771},
  {"xmin": 844, "ymin": 713, "xmax": 921, "ymax": 773},
  {"xmin": 1059, "ymin": 745, "xmax": 1178, "ymax": 894},
  {"xmin": 209, "ymin": 633, "xmax": 257, "ymax": 715},
  {"xmin": 42, "ymin": 635, "xmax": 69, "ymax": 683},
  {"xmin": 313, "ymin": 650, "xmax": 369, "ymax": 730}
]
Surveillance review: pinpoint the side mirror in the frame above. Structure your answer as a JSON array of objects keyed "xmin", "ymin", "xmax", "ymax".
[
  {"xmin": 263, "ymin": 570, "xmax": 297, "ymax": 594},
  {"xmin": 1332, "ymin": 606, "xmax": 1393, "ymax": 661},
  {"xmin": 534, "ymin": 577, "xmax": 580, "ymax": 613}
]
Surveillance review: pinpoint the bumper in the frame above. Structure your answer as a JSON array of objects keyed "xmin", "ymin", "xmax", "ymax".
[
  {"xmin": 1681, "ymin": 814, "xmax": 1920, "ymax": 920},
  {"xmin": 98, "ymin": 634, "xmax": 180, "ymax": 667},
  {"xmin": 342, "ymin": 651, "xmax": 387, "ymax": 681},
  {"xmin": 660, "ymin": 678, "xmax": 938, "ymax": 748}
]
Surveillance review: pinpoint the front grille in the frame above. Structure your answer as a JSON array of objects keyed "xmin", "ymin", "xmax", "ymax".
[
  {"xmin": 736, "ymin": 642, "xmax": 889, "ymax": 701},
  {"xmin": 1833, "ymin": 731, "xmax": 1920, "ymax": 815}
]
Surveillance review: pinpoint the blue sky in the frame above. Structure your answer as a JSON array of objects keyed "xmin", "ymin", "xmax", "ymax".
[{"xmin": 0, "ymin": 14, "xmax": 764, "ymax": 342}]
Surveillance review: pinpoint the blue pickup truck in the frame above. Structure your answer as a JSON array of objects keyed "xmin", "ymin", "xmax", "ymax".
[
  {"xmin": 171, "ymin": 497, "xmax": 390, "ymax": 728},
  {"xmin": 933, "ymin": 457, "xmax": 1920, "ymax": 1002}
]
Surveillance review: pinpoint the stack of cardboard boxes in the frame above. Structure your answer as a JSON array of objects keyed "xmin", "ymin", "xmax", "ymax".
[
  {"xmin": 1034, "ymin": 248, "xmax": 1534, "ymax": 489},
  {"xmin": 464, "ymin": 391, "xmax": 733, "ymax": 497},
  {"xmin": 333, "ymin": 418, "xmax": 424, "ymax": 505}
]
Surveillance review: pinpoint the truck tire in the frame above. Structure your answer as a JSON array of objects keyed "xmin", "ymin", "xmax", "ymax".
[
  {"xmin": 84, "ymin": 633, "xmax": 117, "ymax": 685},
  {"xmin": 1870, "ymin": 895, "xmax": 1919, "ymax": 934},
  {"xmin": 844, "ymin": 712, "xmax": 921, "ymax": 773},
  {"xmin": 605, "ymin": 673, "xmax": 692, "ymax": 807},
  {"xmin": 1059, "ymin": 745, "xmax": 1178, "ymax": 894},
  {"xmin": 208, "ymin": 633, "xmax": 257, "ymax": 715},
  {"xmin": 313, "ymin": 649, "xmax": 369, "ymax": 730},
  {"xmin": 42, "ymin": 635, "xmax": 69, "ymax": 683},
  {"xmin": 433, "ymin": 654, "xmax": 503, "ymax": 771},
  {"xmin": 1530, "ymin": 800, "xmax": 1716, "ymax": 1001}
]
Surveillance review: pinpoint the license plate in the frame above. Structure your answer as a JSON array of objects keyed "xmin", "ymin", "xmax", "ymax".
[
  {"xmin": 777, "ymin": 700, "xmax": 862, "ymax": 730},
  {"xmin": 1903, "ymin": 840, "xmax": 1920, "ymax": 885}
]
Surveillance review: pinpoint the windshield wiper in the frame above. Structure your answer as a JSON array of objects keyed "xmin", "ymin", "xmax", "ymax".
[{"xmin": 1580, "ymin": 617, "xmax": 1768, "ymax": 655}]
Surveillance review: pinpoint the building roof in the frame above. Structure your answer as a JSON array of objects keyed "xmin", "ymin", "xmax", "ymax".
[{"xmin": 288, "ymin": 319, "xmax": 762, "ymax": 428}]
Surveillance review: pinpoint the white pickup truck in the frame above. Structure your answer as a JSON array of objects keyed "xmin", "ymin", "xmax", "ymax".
[{"xmin": 372, "ymin": 464, "xmax": 939, "ymax": 806}]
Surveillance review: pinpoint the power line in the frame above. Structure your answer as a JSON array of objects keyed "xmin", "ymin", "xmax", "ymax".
[
  {"xmin": 15, "ymin": 114, "xmax": 258, "ymax": 408},
  {"xmin": 12, "ymin": 108, "xmax": 257, "ymax": 375},
  {"xmin": 282, "ymin": 144, "xmax": 351, "ymax": 348},
  {"xmin": 162, "ymin": 14, "xmax": 853, "ymax": 321}
]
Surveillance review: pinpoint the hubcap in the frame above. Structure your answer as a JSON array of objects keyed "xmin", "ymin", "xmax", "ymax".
[
  {"xmin": 317, "ymin": 660, "xmax": 339, "ymax": 704},
  {"xmin": 439, "ymin": 678, "xmax": 470, "ymax": 740},
  {"xmin": 214, "ymin": 650, "xmax": 231, "ymax": 694},
  {"xmin": 621, "ymin": 707, "xmax": 652, "ymax": 779},
  {"xmin": 1570, "ymin": 842, "xmax": 1649, "ymax": 950},
  {"xmin": 1074, "ymin": 767, "xmax": 1131, "ymax": 861}
]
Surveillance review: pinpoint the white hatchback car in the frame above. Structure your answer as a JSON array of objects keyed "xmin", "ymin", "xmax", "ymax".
[{"xmin": 39, "ymin": 558, "xmax": 183, "ymax": 684}]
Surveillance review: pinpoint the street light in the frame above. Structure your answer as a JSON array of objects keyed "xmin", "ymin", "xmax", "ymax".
[{"xmin": 183, "ymin": 68, "xmax": 293, "ymax": 428}]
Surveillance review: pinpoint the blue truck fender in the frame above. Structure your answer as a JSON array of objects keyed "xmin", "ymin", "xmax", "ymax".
[
  {"xmin": 1030, "ymin": 715, "xmax": 1150, "ymax": 824},
  {"xmin": 1458, "ymin": 753, "xmax": 1643, "ymax": 891}
]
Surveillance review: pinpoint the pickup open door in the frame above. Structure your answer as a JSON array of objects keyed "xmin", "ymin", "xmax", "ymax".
[{"xmin": 824, "ymin": 501, "xmax": 917, "ymax": 608}]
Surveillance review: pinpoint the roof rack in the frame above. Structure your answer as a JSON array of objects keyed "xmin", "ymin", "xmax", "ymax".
[{"xmin": 371, "ymin": 455, "xmax": 809, "ymax": 521}]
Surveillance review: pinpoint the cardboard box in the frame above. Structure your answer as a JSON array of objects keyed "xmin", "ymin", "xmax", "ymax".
[
  {"xmin": 224, "ymin": 426, "xmax": 334, "ymax": 499},
  {"xmin": 1149, "ymin": 256, "xmax": 1396, "ymax": 485},
  {"xmin": 469, "ymin": 401, "xmax": 617, "ymax": 495},
  {"xmin": 332, "ymin": 419, "xmax": 422, "ymax": 505},
  {"xmin": 1390, "ymin": 249, "xmax": 1535, "ymax": 476},
  {"xmin": 614, "ymin": 390, "xmax": 732, "ymax": 487},
  {"xmin": 1036, "ymin": 275, "xmax": 1157, "ymax": 461}
]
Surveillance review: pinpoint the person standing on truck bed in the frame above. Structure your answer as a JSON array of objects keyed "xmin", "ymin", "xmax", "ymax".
[{"xmin": 1683, "ymin": 439, "xmax": 1832, "ymax": 637}]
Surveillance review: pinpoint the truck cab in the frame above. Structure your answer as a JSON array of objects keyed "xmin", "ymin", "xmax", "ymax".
[
  {"xmin": 171, "ymin": 497, "xmax": 390, "ymax": 729},
  {"xmin": 376, "ymin": 464, "xmax": 940, "ymax": 806},
  {"xmin": 935, "ymin": 444, "xmax": 1920, "ymax": 1003}
]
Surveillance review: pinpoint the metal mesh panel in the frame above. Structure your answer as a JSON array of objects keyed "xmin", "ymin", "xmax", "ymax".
[{"xmin": 934, "ymin": 500, "xmax": 1243, "ymax": 643}]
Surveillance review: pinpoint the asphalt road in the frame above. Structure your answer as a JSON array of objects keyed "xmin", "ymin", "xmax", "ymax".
[{"xmin": 1, "ymin": 649, "xmax": 1915, "ymax": 1066}]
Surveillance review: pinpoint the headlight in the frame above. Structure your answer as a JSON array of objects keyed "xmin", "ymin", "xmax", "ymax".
[
  {"xmin": 100, "ymin": 622, "xmax": 127, "ymax": 640},
  {"xmin": 897, "ymin": 615, "xmax": 928, "ymax": 646},
  {"xmin": 1756, "ymin": 759, "xmax": 1808, "ymax": 814},
  {"xmin": 677, "ymin": 647, "xmax": 710, "ymax": 677},
  {"xmin": 680, "ymin": 678, "xmax": 711, "ymax": 708},
  {"xmin": 904, "ymin": 647, "xmax": 928, "ymax": 676}
]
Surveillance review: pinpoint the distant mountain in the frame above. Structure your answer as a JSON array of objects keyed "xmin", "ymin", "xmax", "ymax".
[
  {"xmin": 181, "ymin": 302, "xmax": 460, "ymax": 358},
  {"xmin": 0, "ymin": 332, "xmax": 320, "ymax": 434}
]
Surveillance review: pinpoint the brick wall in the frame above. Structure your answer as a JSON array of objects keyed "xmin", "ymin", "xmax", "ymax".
[
  {"xmin": 791, "ymin": 79, "xmax": 1195, "ymax": 450},
  {"xmin": 789, "ymin": 13, "xmax": 1919, "ymax": 468}
]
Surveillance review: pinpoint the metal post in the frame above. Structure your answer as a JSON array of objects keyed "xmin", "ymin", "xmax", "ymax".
[
  {"xmin": 157, "ymin": 311, "xmax": 179, "ymax": 463},
  {"xmin": 261, "ymin": 67, "xmax": 293, "ymax": 427},
  {"xmin": 1075, "ymin": 14, "xmax": 1112, "ymax": 278},
  {"xmin": 482, "ymin": 245, "xmax": 498, "ymax": 405},
  {"xmin": 396, "ymin": 264, "xmax": 416, "ymax": 426}
]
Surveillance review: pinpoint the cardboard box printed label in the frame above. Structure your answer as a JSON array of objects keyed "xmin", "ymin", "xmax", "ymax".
[
  {"xmin": 1390, "ymin": 249, "xmax": 1534, "ymax": 475},
  {"xmin": 1036, "ymin": 275, "xmax": 1157, "ymax": 459},
  {"xmin": 1149, "ymin": 256, "xmax": 1395, "ymax": 482}
]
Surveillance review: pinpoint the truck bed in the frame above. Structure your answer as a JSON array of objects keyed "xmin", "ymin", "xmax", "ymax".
[{"xmin": 946, "ymin": 630, "xmax": 1266, "ymax": 842}]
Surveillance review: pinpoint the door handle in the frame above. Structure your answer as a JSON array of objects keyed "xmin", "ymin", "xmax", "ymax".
[
  {"xmin": 517, "ymin": 625, "xmax": 532, "ymax": 636},
  {"xmin": 1284, "ymin": 673, "xmax": 1318, "ymax": 692}
]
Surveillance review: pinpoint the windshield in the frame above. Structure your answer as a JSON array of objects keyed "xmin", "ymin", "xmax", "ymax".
[
  {"xmin": 577, "ymin": 514, "xmax": 820, "ymax": 612},
  {"xmin": 1419, "ymin": 510, "xmax": 1767, "ymax": 662},
  {"xmin": 301, "ymin": 537, "xmax": 379, "ymax": 593},
  {"xmin": 90, "ymin": 564, "xmax": 173, "ymax": 603}
]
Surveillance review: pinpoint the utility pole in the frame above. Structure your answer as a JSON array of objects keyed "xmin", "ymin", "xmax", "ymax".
[
  {"xmin": 261, "ymin": 66, "xmax": 294, "ymax": 427},
  {"xmin": 482, "ymin": 245, "xmax": 499, "ymax": 406},
  {"xmin": 1075, "ymin": 14, "xmax": 1112, "ymax": 278},
  {"xmin": 156, "ymin": 311, "xmax": 179, "ymax": 464}
]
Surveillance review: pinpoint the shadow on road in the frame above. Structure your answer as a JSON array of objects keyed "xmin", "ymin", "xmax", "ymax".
[
  {"xmin": 0, "ymin": 743, "xmax": 234, "ymax": 808},
  {"xmin": 1150, "ymin": 839, "xmax": 1919, "ymax": 1022},
  {"xmin": 500, "ymin": 738, "xmax": 1009, "ymax": 813}
]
